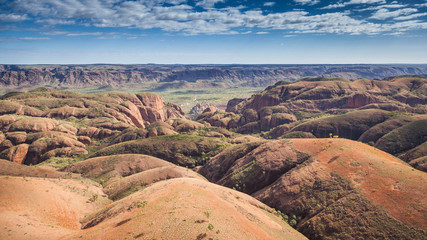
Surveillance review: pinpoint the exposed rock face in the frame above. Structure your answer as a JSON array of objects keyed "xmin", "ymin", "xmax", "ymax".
[
  {"xmin": 233, "ymin": 78, "xmax": 426, "ymax": 114},
  {"xmin": 0, "ymin": 89, "xmax": 188, "ymax": 165},
  {"xmin": 344, "ymin": 93, "xmax": 376, "ymax": 108},
  {"xmin": 189, "ymin": 103, "xmax": 213, "ymax": 115},
  {"xmin": 199, "ymin": 77, "xmax": 426, "ymax": 134},
  {"xmin": 6, "ymin": 131, "xmax": 27, "ymax": 145},
  {"xmin": 77, "ymin": 136, "xmax": 91, "ymax": 145},
  {"xmin": 0, "ymin": 144, "xmax": 29, "ymax": 164},
  {"xmin": 41, "ymin": 147, "xmax": 88, "ymax": 161}
]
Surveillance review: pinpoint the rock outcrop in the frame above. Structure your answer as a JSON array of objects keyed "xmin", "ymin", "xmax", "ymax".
[{"xmin": 0, "ymin": 89, "xmax": 188, "ymax": 165}]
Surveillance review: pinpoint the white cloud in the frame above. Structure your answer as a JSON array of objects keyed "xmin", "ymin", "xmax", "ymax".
[
  {"xmin": 394, "ymin": 13, "xmax": 427, "ymax": 21},
  {"xmin": 3, "ymin": 0, "xmax": 427, "ymax": 36},
  {"xmin": 196, "ymin": 0, "xmax": 225, "ymax": 9},
  {"xmin": 348, "ymin": 0, "xmax": 385, "ymax": 4},
  {"xmin": 66, "ymin": 32, "xmax": 103, "ymax": 36},
  {"xmin": 36, "ymin": 19, "xmax": 75, "ymax": 25},
  {"xmin": 19, "ymin": 37, "xmax": 51, "ymax": 40},
  {"xmin": 358, "ymin": 3, "xmax": 408, "ymax": 11},
  {"xmin": 255, "ymin": 31, "xmax": 269, "ymax": 34},
  {"xmin": 264, "ymin": 2, "xmax": 276, "ymax": 7},
  {"xmin": 370, "ymin": 8, "xmax": 418, "ymax": 20},
  {"xmin": 322, "ymin": 0, "xmax": 385, "ymax": 9},
  {"xmin": 0, "ymin": 13, "xmax": 28, "ymax": 22},
  {"xmin": 294, "ymin": 0, "xmax": 319, "ymax": 5}
]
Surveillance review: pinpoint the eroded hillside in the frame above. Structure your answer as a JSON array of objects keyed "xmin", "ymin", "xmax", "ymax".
[{"xmin": 0, "ymin": 76, "xmax": 426, "ymax": 239}]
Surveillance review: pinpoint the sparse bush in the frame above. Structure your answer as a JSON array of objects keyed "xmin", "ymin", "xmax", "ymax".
[
  {"xmin": 89, "ymin": 194, "xmax": 98, "ymax": 202},
  {"xmin": 207, "ymin": 223, "xmax": 214, "ymax": 230}
]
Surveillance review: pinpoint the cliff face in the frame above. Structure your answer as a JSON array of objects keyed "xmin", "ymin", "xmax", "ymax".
[{"xmin": 1, "ymin": 64, "xmax": 427, "ymax": 90}]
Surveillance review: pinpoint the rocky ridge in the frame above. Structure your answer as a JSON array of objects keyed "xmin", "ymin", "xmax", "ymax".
[
  {"xmin": 197, "ymin": 76, "xmax": 427, "ymax": 170},
  {"xmin": 2, "ymin": 64, "xmax": 427, "ymax": 90}
]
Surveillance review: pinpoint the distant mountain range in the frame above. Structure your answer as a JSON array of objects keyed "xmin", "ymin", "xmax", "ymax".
[{"xmin": 1, "ymin": 64, "xmax": 427, "ymax": 90}]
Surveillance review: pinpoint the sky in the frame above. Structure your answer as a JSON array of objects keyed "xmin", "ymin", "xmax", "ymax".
[{"xmin": 1, "ymin": 0, "xmax": 427, "ymax": 64}]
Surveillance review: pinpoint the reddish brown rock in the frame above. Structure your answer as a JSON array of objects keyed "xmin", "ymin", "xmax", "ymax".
[
  {"xmin": 111, "ymin": 92, "xmax": 143, "ymax": 105},
  {"xmin": 54, "ymin": 123, "xmax": 78, "ymax": 135},
  {"xmin": 246, "ymin": 94, "xmax": 281, "ymax": 112},
  {"xmin": 77, "ymin": 127, "xmax": 100, "ymax": 138},
  {"xmin": 171, "ymin": 119, "xmax": 205, "ymax": 132},
  {"xmin": 202, "ymin": 106, "xmax": 217, "ymax": 114},
  {"xmin": 102, "ymin": 129, "xmax": 120, "ymax": 138},
  {"xmin": 9, "ymin": 117, "xmax": 58, "ymax": 132},
  {"xmin": 6, "ymin": 131, "xmax": 27, "ymax": 145},
  {"xmin": 45, "ymin": 106, "xmax": 80, "ymax": 119},
  {"xmin": 0, "ymin": 139, "xmax": 13, "ymax": 152},
  {"xmin": 41, "ymin": 147, "xmax": 88, "ymax": 161},
  {"xmin": 78, "ymin": 136, "xmax": 91, "ymax": 145},
  {"xmin": 166, "ymin": 102, "xmax": 185, "ymax": 117},
  {"xmin": 242, "ymin": 108, "xmax": 258, "ymax": 123},
  {"xmin": 0, "ymin": 132, "xmax": 5, "ymax": 143},
  {"xmin": 119, "ymin": 101, "xmax": 145, "ymax": 128},
  {"xmin": 136, "ymin": 92, "xmax": 165, "ymax": 110},
  {"xmin": 0, "ymin": 144, "xmax": 29, "ymax": 164},
  {"xmin": 0, "ymin": 115, "xmax": 21, "ymax": 129},
  {"xmin": 26, "ymin": 131, "xmax": 77, "ymax": 143},
  {"xmin": 266, "ymin": 124, "xmax": 291, "ymax": 138},
  {"xmin": 139, "ymin": 106, "xmax": 165, "ymax": 123},
  {"xmin": 26, "ymin": 135, "xmax": 86, "ymax": 164},
  {"xmin": 344, "ymin": 93, "xmax": 376, "ymax": 108},
  {"xmin": 147, "ymin": 121, "xmax": 178, "ymax": 137}
]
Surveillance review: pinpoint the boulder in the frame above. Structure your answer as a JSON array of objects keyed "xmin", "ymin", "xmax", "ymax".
[
  {"xmin": 0, "ymin": 144, "xmax": 29, "ymax": 164},
  {"xmin": 6, "ymin": 131, "xmax": 27, "ymax": 145},
  {"xmin": 53, "ymin": 123, "xmax": 78, "ymax": 135},
  {"xmin": 78, "ymin": 136, "xmax": 91, "ymax": 145},
  {"xmin": 9, "ymin": 117, "xmax": 58, "ymax": 132},
  {"xmin": 0, "ymin": 115, "xmax": 21, "ymax": 129},
  {"xmin": 41, "ymin": 147, "xmax": 88, "ymax": 161}
]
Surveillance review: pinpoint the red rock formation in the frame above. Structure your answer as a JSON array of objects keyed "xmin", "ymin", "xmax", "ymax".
[
  {"xmin": 78, "ymin": 136, "xmax": 91, "ymax": 145},
  {"xmin": 344, "ymin": 93, "xmax": 376, "ymax": 108},
  {"xmin": 0, "ymin": 144, "xmax": 29, "ymax": 164},
  {"xmin": 6, "ymin": 132, "xmax": 27, "ymax": 145}
]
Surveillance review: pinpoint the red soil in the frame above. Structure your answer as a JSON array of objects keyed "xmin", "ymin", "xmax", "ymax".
[{"xmin": 291, "ymin": 138, "xmax": 427, "ymax": 231}]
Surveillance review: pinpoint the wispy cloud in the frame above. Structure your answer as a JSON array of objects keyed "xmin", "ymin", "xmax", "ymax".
[
  {"xmin": 0, "ymin": 13, "xmax": 28, "ymax": 22},
  {"xmin": 322, "ymin": 0, "xmax": 386, "ymax": 9},
  {"xmin": 294, "ymin": 0, "xmax": 319, "ymax": 5},
  {"xmin": 370, "ymin": 8, "xmax": 418, "ymax": 20},
  {"xmin": 264, "ymin": 2, "xmax": 276, "ymax": 7},
  {"xmin": 2, "ymin": 0, "xmax": 427, "ymax": 36},
  {"xmin": 196, "ymin": 0, "xmax": 225, "ymax": 9},
  {"xmin": 19, "ymin": 37, "xmax": 51, "ymax": 40},
  {"xmin": 394, "ymin": 13, "xmax": 427, "ymax": 21}
]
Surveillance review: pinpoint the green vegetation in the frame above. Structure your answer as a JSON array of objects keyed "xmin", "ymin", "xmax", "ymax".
[
  {"xmin": 375, "ymin": 119, "xmax": 427, "ymax": 154},
  {"xmin": 93, "ymin": 135, "xmax": 225, "ymax": 167},
  {"xmin": 207, "ymin": 223, "xmax": 214, "ymax": 230},
  {"xmin": 73, "ymin": 86, "xmax": 263, "ymax": 113},
  {"xmin": 295, "ymin": 77, "xmax": 350, "ymax": 82},
  {"xmin": 292, "ymin": 109, "xmax": 392, "ymax": 140},
  {"xmin": 89, "ymin": 194, "xmax": 98, "ymax": 202}
]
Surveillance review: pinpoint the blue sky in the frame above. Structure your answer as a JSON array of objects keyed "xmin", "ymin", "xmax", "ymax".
[{"xmin": 1, "ymin": 0, "xmax": 427, "ymax": 64}]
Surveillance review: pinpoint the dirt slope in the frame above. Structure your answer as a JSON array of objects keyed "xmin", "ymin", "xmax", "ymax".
[
  {"xmin": 0, "ymin": 176, "xmax": 109, "ymax": 240},
  {"xmin": 200, "ymin": 138, "xmax": 427, "ymax": 239},
  {"xmin": 68, "ymin": 178, "xmax": 307, "ymax": 240}
]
